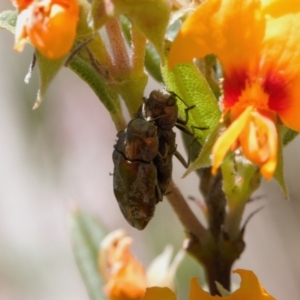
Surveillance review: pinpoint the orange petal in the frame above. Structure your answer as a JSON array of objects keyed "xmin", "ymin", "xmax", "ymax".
[
  {"xmin": 188, "ymin": 278, "xmax": 215, "ymax": 300},
  {"xmin": 99, "ymin": 230, "xmax": 147, "ymax": 300},
  {"xmin": 11, "ymin": 0, "xmax": 33, "ymax": 11},
  {"xmin": 14, "ymin": 0, "xmax": 79, "ymax": 59},
  {"xmin": 169, "ymin": 0, "xmax": 265, "ymax": 72},
  {"xmin": 230, "ymin": 269, "xmax": 275, "ymax": 299},
  {"xmin": 212, "ymin": 107, "xmax": 253, "ymax": 175},
  {"xmin": 142, "ymin": 287, "xmax": 176, "ymax": 300},
  {"xmin": 258, "ymin": 1, "xmax": 300, "ymax": 131},
  {"xmin": 253, "ymin": 112, "xmax": 278, "ymax": 180},
  {"xmin": 188, "ymin": 270, "xmax": 275, "ymax": 300}
]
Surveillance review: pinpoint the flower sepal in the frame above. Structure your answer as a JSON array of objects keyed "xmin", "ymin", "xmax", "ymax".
[
  {"xmin": 222, "ymin": 152, "xmax": 261, "ymax": 237},
  {"xmin": 273, "ymin": 125, "xmax": 288, "ymax": 198},
  {"xmin": 222, "ymin": 153, "xmax": 261, "ymax": 209},
  {"xmin": 0, "ymin": 7, "xmax": 70, "ymax": 109}
]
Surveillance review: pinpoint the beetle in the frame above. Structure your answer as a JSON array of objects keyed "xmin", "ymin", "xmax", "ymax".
[
  {"xmin": 112, "ymin": 91, "xmax": 198, "ymax": 230},
  {"xmin": 112, "ymin": 118, "xmax": 162, "ymax": 230},
  {"xmin": 137, "ymin": 90, "xmax": 193, "ymax": 195},
  {"xmin": 136, "ymin": 90, "xmax": 195, "ymax": 132}
]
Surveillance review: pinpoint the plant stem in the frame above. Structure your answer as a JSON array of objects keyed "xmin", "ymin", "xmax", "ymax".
[
  {"xmin": 131, "ymin": 25, "xmax": 147, "ymax": 76},
  {"xmin": 169, "ymin": 155, "xmax": 245, "ymax": 295},
  {"xmin": 105, "ymin": 18, "xmax": 130, "ymax": 78},
  {"xmin": 167, "ymin": 180, "xmax": 208, "ymax": 242}
]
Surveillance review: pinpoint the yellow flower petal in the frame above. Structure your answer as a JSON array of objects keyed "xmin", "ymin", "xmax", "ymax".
[
  {"xmin": 247, "ymin": 111, "xmax": 277, "ymax": 180},
  {"xmin": 170, "ymin": 0, "xmax": 300, "ymax": 179},
  {"xmin": 212, "ymin": 107, "xmax": 253, "ymax": 175},
  {"xmin": 230, "ymin": 269, "xmax": 275, "ymax": 299},
  {"xmin": 169, "ymin": 0, "xmax": 265, "ymax": 72},
  {"xmin": 188, "ymin": 269, "xmax": 275, "ymax": 300},
  {"xmin": 261, "ymin": 6, "xmax": 300, "ymax": 131},
  {"xmin": 142, "ymin": 287, "xmax": 177, "ymax": 300}
]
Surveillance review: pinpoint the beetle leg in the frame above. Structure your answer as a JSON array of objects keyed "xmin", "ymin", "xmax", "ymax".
[
  {"xmin": 155, "ymin": 184, "xmax": 163, "ymax": 203},
  {"xmin": 174, "ymin": 150, "xmax": 189, "ymax": 168}
]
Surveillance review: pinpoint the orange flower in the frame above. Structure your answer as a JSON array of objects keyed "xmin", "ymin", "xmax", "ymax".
[
  {"xmin": 13, "ymin": 0, "xmax": 79, "ymax": 59},
  {"xmin": 144, "ymin": 269, "xmax": 275, "ymax": 299},
  {"xmin": 99, "ymin": 230, "xmax": 184, "ymax": 300},
  {"xmin": 188, "ymin": 269, "xmax": 275, "ymax": 300},
  {"xmin": 99, "ymin": 230, "xmax": 147, "ymax": 300},
  {"xmin": 169, "ymin": 0, "xmax": 300, "ymax": 179}
]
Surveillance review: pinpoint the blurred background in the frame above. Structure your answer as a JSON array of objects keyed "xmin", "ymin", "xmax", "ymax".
[{"xmin": 1, "ymin": 2, "xmax": 300, "ymax": 299}]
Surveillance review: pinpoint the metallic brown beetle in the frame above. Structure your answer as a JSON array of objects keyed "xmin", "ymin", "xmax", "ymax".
[
  {"xmin": 112, "ymin": 91, "xmax": 195, "ymax": 230},
  {"xmin": 112, "ymin": 118, "xmax": 162, "ymax": 230},
  {"xmin": 137, "ymin": 90, "xmax": 191, "ymax": 195}
]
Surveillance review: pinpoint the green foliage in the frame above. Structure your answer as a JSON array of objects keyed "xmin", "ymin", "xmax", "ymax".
[
  {"xmin": 69, "ymin": 208, "xmax": 108, "ymax": 300},
  {"xmin": 0, "ymin": 10, "xmax": 17, "ymax": 33},
  {"xmin": 145, "ymin": 44, "xmax": 163, "ymax": 82},
  {"xmin": 183, "ymin": 122, "xmax": 224, "ymax": 177},
  {"xmin": 34, "ymin": 52, "xmax": 67, "ymax": 108},
  {"xmin": 120, "ymin": 16, "xmax": 163, "ymax": 82},
  {"xmin": 162, "ymin": 63, "xmax": 221, "ymax": 144},
  {"xmin": 274, "ymin": 126, "xmax": 289, "ymax": 198},
  {"xmin": 90, "ymin": 0, "xmax": 171, "ymax": 59},
  {"xmin": 68, "ymin": 52, "xmax": 125, "ymax": 130},
  {"xmin": 282, "ymin": 127, "xmax": 298, "ymax": 146},
  {"xmin": 222, "ymin": 155, "xmax": 261, "ymax": 209}
]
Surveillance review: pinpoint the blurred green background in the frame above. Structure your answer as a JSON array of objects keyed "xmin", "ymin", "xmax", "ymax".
[{"xmin": 1, "ymin": 2, "xmax": 300, "ymax": 299}]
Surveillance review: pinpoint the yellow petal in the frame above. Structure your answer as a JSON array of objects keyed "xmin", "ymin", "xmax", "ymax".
[
  {"xmin": 188, "ymin": 270, "xmax": 275, "ymax": 300},
  {"xmin": 251, "ymin": 111, "xmax": 278, "ymax": 180},
  {"xmin": 188, "ymin": 278, "xmax": 217, "ymax": 300},
  {"xmin": 260, "ymin": 6, "xmax": 300, "ymax": 131},
  {"xmin": 142, "ymin": 287, "xmax": 177, "ymax": 300},
  {"xmin": 230, "ymin": 269, "xmax": 275, "ymax": 299},
  {"xmin": 212, "ymin": 107, "xmax": 253, "ymax": 175},
  {"xmin": 169, "ymin": 0, "xmax": 265, "ymax": 72}
]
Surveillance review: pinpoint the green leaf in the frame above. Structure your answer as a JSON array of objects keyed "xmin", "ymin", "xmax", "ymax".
[
  {"xmin": 68, "ymin": 53, "xmax": 126, "ymax": 130},
  {"xmin": 90, "ymin": 0, "xmax": 171, "ymax": 58},
  {"xmin": 162, "ymin": 63, "xmax": 221, "ymax": 144},
  {"xmin": 114, "ymin": 74, "xmax": 148, "ymax": 118},
  {"xmin": 69, "ymin": 208, "xmax": 108, "ymax": 300},
  {"xmin": 145, "ymin": 44, "xmax": 163, "ymax": 82},
  {"xmin": 33, "ymin": 52, "xmax": 66, "ymax": 109},
  {"xmin": 0, "ymin": 10, "xmax": 17, "ymax": 33},
  {"xmin": 274, "ymin": 127, "xmax": 288, "ymax": 198},
  {"xmin": 282, "ymin": 127, "xmax": 298, "ymax": 146},
  {"xmin": 183, "ymin": 121, "xmax": 224, "ymax": 177}
]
